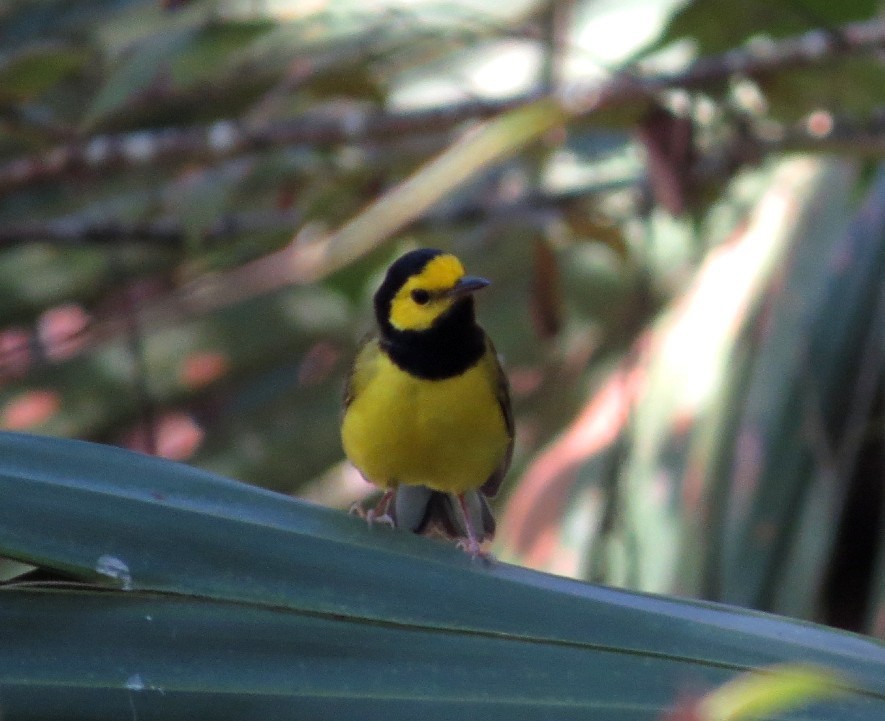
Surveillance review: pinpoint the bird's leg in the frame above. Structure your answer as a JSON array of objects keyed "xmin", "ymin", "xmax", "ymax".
[
  {"xmin": 349, "ymin": 488, "xmax": 395, "ymax": 528},
  {"xmin": 455, "ymin": 493, "xmax": 490, "ymax": 560},
  {"xmin": 368, "ymin": 488, "xmax": 395, "ymax": 527}
]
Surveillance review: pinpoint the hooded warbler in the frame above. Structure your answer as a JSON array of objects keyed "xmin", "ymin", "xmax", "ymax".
[{"xmin": 342, "ymin": 248, "xmax": 513, "ymax": 555}]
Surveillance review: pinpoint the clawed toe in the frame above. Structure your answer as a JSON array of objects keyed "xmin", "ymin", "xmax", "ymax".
[
  {"xmin": 366, "ymin": 509, "xmax": 395, "ymax": 528},
  {"xmin": 351, "ymin": 489, "xmax": 396, "ymax": 529},
  {"xmin": 456, "ymin": 538, "xmax": 493, "ymax": 562}
]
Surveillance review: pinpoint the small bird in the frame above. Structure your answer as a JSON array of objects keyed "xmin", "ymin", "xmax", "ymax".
[{"xmin": 342, "ymin": 248, "xmax": 513, "ymax": 556}]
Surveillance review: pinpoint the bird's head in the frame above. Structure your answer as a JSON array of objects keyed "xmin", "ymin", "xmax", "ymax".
[{"xmin": 374, "ymin": 248, "xmax": 490, "ymax": 334}]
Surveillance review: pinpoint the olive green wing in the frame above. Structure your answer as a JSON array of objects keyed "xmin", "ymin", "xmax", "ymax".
[
  {"xmin": 480, "ymin": 335, "xmax": 513, "ymax": 498},
  {"xmin": 342, "ymin": 333, "xmax": 379, "ymax": 412}
]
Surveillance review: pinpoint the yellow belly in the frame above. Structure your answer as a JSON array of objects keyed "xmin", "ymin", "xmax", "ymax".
[{"xmin": 341, "ymin": 351, "xmax": 508, "ymax": 494}]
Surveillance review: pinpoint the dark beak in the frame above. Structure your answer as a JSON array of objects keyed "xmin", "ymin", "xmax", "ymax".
[{"xmin": 445, "ymin": 275, "xmax": 491, "ymax": 298}]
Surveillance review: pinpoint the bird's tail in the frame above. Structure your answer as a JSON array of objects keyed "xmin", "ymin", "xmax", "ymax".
[{"xmin": 391, "ymin": 485, "xmax": 495, "ymax": 543}]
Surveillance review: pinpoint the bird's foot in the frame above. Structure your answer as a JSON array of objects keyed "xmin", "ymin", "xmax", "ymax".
[
  {"xmin": 454, "ymin": 493, "xmax": 493, "ymax": 562},
  {"xmin": 366, "ymin": 508, "xmax": 395, "ymax": 528},
  {"xmin": 350, "ymin": 490, "xmax": 396, "ymax": 528},
  {"xmin": 456, "ymin": 537, "xmax": 494, "ymax": 563}
]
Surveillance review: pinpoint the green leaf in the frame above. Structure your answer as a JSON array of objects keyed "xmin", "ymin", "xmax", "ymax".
[
  {"xmin": 761, "ymin": 57, "xmax": 885, "ymax": 122},
  {"xmin": 659, "ymin": 0, "xmax": 880, "ymax": 55},
  {"xmin": 168, "ymin": 18, "xmax": 276, "ymax": 88},
  {"xmin": 0, "ymin": 41, "xmax": 90, "ymax": 102},
  {"xmin": 700, "ymin": 664, "xmax": 846, "ymax": 721},
  {"xmin": 82, "ymin": 26, "xmax": 194, "ymax": 129},
  {"xmin": 0, "ymin": 431, "xmax": 882, "ymax": 718}
]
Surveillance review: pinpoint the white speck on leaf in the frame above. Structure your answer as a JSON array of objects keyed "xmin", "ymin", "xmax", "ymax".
[{"xmin": 95, "ymin": 555, "xmax": 132, "ymax": 590}]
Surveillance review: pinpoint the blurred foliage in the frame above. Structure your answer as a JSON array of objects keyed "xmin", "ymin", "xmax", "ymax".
[
  {"xmin": 658, "ymin": 0, "xmax": 880, "ymax": 53},
  {"xmin": 0, "ymin": 0, "xmax": 882, "ymax": 655}
]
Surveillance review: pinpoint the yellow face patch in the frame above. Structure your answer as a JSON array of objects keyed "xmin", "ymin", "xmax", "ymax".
[{"xmin": 388, "ymin": 254, "xmax": 465, "ymax": 331}]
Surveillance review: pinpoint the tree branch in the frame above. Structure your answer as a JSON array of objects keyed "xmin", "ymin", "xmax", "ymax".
[
  {"xmin": 1, "ymin": 17, "xmax": 882, "ymax": 195},
  {"xmin": 0, "ymin": 210, "xmax": 303, "ymax": 248}
]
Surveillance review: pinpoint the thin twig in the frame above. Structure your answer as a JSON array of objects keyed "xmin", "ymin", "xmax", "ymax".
[
  {"xmin": 0, "ymin": 178, "xmax": 633, "ymax": 249},
  {"xmin": 0, "ymin": 210, "xmax": 303, "ymax": 248},
  {"xmin": 3, "ymin": 114, "xmax": 885, "ymax": 251}
]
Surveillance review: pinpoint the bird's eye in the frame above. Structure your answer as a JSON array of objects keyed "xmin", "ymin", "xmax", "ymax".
[{"xmin": 411, "ymin": 289, "xmax": 431, "ymax": 305}]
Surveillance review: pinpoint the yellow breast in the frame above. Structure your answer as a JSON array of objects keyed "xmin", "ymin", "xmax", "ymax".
[{"xmin": 341, "ymin": 341, "xmax": 509, "ymax": 494}]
